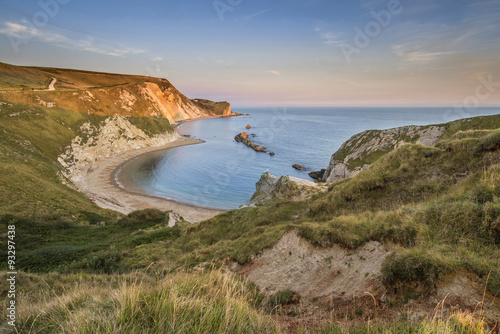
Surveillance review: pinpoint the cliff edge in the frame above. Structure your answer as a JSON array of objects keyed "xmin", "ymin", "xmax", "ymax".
[
  {"xmin": 322, "ymin": 125, "xmax": 445, "ymax": 182},
  {"xmin": 0, "ymin": 62, "xmax": 234, "ymax": 123}
]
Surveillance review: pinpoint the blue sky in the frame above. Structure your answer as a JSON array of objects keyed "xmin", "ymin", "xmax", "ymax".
[{"xmin": 0, "ymin": 0, "xmax": 499, "ymax": 107}]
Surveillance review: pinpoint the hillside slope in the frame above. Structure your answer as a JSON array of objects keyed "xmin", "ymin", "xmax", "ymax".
[
  {"xmin": 2, "ymin": 113, "xmax": 499, "ymax": 332},
  {"xmin": 1, "ymin": 62, "xmax": 499, "ymax": 331},
  {"xmin": 0, "ymin": 62, "xmax": 232, "ymax": 219}
]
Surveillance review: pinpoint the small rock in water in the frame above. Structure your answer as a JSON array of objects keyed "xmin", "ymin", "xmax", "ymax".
[
  {"xmin": 235, "ymin": 132, "xmax": 267, "ymax": 153},
  {"xmin": 269, "ymin": 152, "xmax": 275, "ymax": 156},
  {"xmin": 246, "ymin": 124, "xmax": 251, "ymax": 129},
  {"xmin": 292, "ymin": 164, "xmax": 306, "ymax": 171}
]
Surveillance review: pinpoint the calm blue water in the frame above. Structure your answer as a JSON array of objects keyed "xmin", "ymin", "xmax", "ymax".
[{"xmin": 123, "ymin": 107, "xmax": 500, "ymax": 210}]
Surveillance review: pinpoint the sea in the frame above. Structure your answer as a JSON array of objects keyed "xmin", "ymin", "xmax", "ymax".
[{"xmin": 120, "ymin": 107, "xmax": 500, "ymax": 210}]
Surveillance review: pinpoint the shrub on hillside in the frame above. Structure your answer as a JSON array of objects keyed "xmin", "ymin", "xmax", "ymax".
[{"xmin": 118, "ymin": 208, "xmax": 167, "ymax": 228}]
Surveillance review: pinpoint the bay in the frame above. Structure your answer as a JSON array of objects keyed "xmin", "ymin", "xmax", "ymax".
[{"xmin": 121, "ymin": 107, "xmax": 500, "ymax": 210}]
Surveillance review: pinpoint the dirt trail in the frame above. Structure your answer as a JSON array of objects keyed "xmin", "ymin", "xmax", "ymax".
[
  {"xmin": 34, "ymin": 77, "xmax": 57, "ymax": 91},
  {"xmin": 47, "ymin": 77, "xmax": 56, "ymax": 90}
]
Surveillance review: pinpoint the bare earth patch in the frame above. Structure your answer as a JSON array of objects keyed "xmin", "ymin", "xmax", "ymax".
[
  {"xmin": 238, "ymin": 231, "xmax": 392, "ymax": 301},
  {"xmin": 236, "ymin": 231, "xmax": 500, "ymax": 331}
]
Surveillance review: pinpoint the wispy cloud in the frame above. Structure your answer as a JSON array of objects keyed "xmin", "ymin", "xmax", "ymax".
[
  {"xmin": 0, "ymin": 21, "xmax": 41, "ymax": 38},
  {"xmin": 266, "ymin": 70, "xmax": 281, "ymax": 76},
  {"xmin": 392, "ymin": 43, "xmax": 454, "ymax": 65},
  {"xmin": 391, "ymin": 0, "xmax": 500, "ymax": 67},
  {"xmin": 0, "ymin": 20, "xmax": 145, "ymax": 57},
  {"xmin": 151, "ymin": 56, "xmax": 164, "ymax": 61},
  {"xmin": 314, "ymin": 26, "xmax": 344, "ymax": 47}
]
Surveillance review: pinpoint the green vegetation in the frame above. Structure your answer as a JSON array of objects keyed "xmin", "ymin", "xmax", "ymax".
[
  {"xmin": 0, "ymin": 102, "xmax": 174, "ymax": 218},
  {"xmin": 268, "ymin": 289, "xmax": 296, "ymax": 309},
  {"xmin": 1, "ymin": 118, "xmax": 498, "ymax": 332},
  {"xmin": 127, "ymin": 115, "xmax": 174, "ymax": 136},
  {"xmin": 0, "ymin": 209, "xmax": 182, "ymax": 273},
  {"xmin": 0, "ymin": 270, "xmax": 280, "ymax": 334},
  {"xmin": 1, "ymin": 66, "xmax": 499, "ymax": 332}
]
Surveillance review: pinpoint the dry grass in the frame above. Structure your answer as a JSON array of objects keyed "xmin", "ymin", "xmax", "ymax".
[{"xmin": 2, "ymin": 270, "xmax": 279, "ymax": 334}]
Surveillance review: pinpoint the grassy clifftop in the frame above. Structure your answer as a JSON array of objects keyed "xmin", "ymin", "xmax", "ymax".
[
  {"xmin": 0, "ymin": 62, "xmax": 233, "ymax": 121},
  {"xmin": 0, "ymin": 61, "xmax": 186, "ymax": 92},
  {"xmin": 323, "ymin": 114, "xmax": 500, "ymax": 182},
  {"xmin": 0, "ymin": 62, "xmax": 144, "ymax": 91}
]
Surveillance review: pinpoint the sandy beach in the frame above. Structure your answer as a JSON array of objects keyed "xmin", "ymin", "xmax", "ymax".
[{"xmin": 81, "ymin": 136, "xmax": 225, "ymax": 222}]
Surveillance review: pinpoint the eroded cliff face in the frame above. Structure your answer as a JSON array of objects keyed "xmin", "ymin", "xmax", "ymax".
[
  {"xmin": 141, "ymin": 82, "xmax": 232, "ymax": 122},
  {"xmin": 58, "ymin": 116, "xmax": 180, "ymax": 187},
  {"xmin": 322, "ymin": 125, "xmax": 445, "ymax": 183}
]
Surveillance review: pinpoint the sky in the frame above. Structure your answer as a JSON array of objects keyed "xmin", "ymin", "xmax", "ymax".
[{"xmin": 0, "ymin": 0, "xmax": 499, "ymax": 107}]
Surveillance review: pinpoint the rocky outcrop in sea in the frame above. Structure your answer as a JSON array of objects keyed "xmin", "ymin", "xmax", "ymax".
[{"xmin": 234, "ymin": 132, "xmax": 267, "ymax": 153}]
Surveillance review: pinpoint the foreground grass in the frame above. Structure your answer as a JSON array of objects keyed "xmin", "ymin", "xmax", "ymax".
[
  {"xmin": 316, "ymin": 311, "xmax": 491, "ymax": 333},
  {"xmin": 0, "ymin": 270, "xmax": 279, "ymax": 334},
  {"xmin": 0, "ymin": 269, "xmax": 493, "ymax": 334}
]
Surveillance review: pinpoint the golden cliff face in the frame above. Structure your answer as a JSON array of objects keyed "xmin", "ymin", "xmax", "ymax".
[
  {"xmin": 0, "ymin": 80, "xmax": 232, "ymax": 123},
  {"xmin": 142, "ymin": 82, "xmax": 206, "ymax": 122},
  {"xmin": 0, "ymin": 62, "xmax": 233, "ymax": 122}
]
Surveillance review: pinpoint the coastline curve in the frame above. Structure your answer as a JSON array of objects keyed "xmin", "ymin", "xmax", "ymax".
[{"xmin": 80, "ymin": 136, "xmax": 225, "ymax": 222}]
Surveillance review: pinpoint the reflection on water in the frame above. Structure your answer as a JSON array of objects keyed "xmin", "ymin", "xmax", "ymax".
[{"xmin": 122, "ymin": 107, "xmax": 500, "ymax": 210}]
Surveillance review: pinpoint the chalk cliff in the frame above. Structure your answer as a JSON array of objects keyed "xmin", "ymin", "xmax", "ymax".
[
  {"xmin": 322, "ymin": 125, "xmax": 445, "ymax": 182},
  {"xmin": 57, "ymin": 116, "xmax": 180, "ymax": 187}
]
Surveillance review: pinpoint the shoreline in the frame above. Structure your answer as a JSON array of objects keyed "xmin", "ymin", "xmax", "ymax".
[
  {"xmin": 113, "ymin": 137, "xmax": 229, "ymax": 212},
  {"xmin": 172, "ymin": 113, "xmax": 239, "ymax": 129},
  {"xmin": 82, "ymin": 135, "xmax": 225, "ymax": 222}
]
